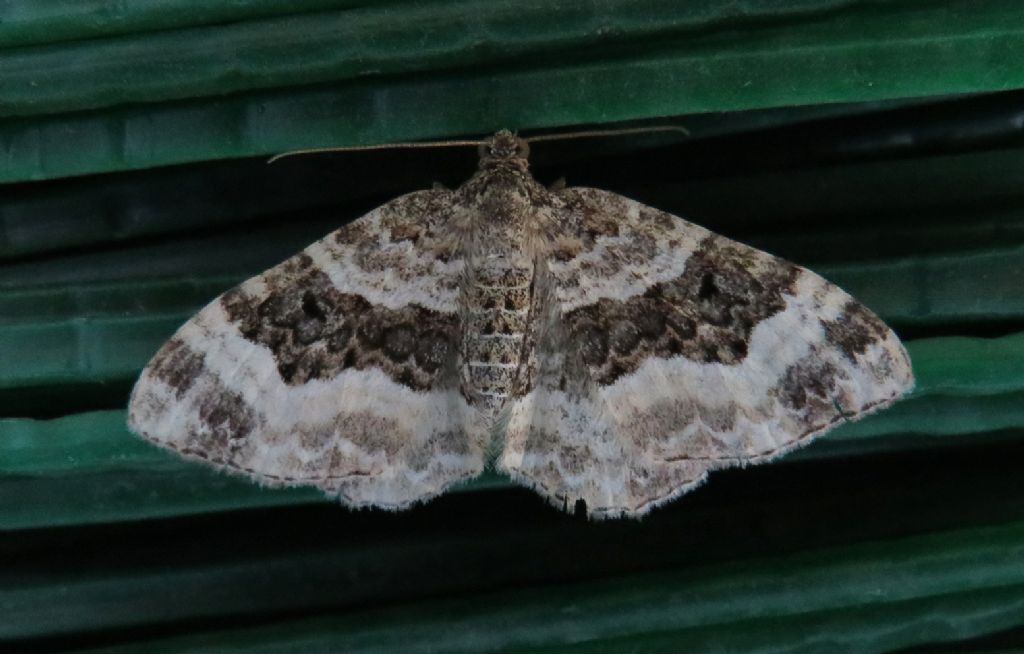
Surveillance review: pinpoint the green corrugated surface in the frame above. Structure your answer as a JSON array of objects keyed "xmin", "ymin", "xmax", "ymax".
[
  {"xmin": 0, "ymin": 1, "xmax": 370, "ymax": 48},
  {"xmin": 2, "ymin": 2, "xmax": 1024, "ymax": 653},
  {"xmin": 3, "ymin": 0, "xmax": 1024, "ymax": 182}
]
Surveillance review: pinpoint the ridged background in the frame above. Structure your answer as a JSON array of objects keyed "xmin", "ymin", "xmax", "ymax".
[{"xmin": 2, "ymin": 1, "xmax": 1024, "ymax": 652}]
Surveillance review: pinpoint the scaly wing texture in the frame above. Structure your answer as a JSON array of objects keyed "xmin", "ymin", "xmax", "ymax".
[
  {"xmin": 501, "ymin": 188, "xmax": 914, "ymax": 517},
  {"xmin": 129, "ymin": 190, "xmax": 486, "ymax": 510}
]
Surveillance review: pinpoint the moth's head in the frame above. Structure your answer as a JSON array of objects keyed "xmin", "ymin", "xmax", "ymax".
[{"xmin": 478, "ymin": 130, "xmax": 530, "ymax": 170}]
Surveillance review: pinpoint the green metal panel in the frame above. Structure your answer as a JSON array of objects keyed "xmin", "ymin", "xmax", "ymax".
[
  {"xmin": 2, "ymin": 1, "xmax": 1024, "ymax": 652},
  {"xmin": 3, "ymin": 1, "xmax": 1024, "ymax": 181}
]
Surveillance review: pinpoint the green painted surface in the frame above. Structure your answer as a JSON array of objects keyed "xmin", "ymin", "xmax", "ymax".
[
  {"xmin": 3, "ymin": 1, "xmax": 1024, "ymax": 181},
  {"xmin": 2, "ymin": 2, "xmax": 1024, "ymax": 652}
]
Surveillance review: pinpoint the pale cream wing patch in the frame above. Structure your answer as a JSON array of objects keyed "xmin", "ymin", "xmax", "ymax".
[
  {"xmin": 128, "ymin": 190, "xmax": 487, "ymax": 510},
  {"xmin": 501, "ymin": 188, "xmax": 914, "ymax": 518}
]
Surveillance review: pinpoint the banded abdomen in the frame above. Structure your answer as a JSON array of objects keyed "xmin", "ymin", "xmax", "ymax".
[{"xmin": 463, "ymin": 258, "xmax": 533, "ymax": 419}]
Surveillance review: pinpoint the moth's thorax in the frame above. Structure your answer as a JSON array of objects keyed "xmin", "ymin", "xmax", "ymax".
[{"xmin": 460, "ymin": 165, "xmax": 544, "ymax": 227}]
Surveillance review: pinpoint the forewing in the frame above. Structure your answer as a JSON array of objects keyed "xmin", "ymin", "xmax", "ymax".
[
  {"xmin": 501, "ymin": 188, "xmax": 913, "ymax": 517},
  {"xmin": 128, "ymin": 190, "xmax": 485, "ymax": 510}
]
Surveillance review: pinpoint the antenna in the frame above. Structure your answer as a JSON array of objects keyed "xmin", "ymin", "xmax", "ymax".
[
  {"xmin": 267, "ymin": 138, "xmax": 486, "ymax": 164},
  {"xmin": 524, "ymin": 125, "xmax": 689, "ymax": 145},
  {"xmin": 266, "ymin": 125, "xmax": 688, "ymax": 163}
]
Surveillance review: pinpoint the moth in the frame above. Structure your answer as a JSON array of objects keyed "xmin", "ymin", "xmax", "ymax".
[{"xmin": 129, "ymin": 130, "xmax": 914, "ymax": 518}]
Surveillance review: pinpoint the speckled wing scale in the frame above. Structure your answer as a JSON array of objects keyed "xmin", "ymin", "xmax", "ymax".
[
  {"xmin": 129, "ymin": 130, "xmax": 914, "ymax": 518},
  {"xmin": 501, "ymin": 187, "xmax": 913, "ymax": 517},
  {"xmin": 129, "ymin": 190, "xmax": 489, "ymax": 509}
]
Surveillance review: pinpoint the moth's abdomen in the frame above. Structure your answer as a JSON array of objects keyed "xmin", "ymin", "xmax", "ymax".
[{"xmin": 463, "ymin": 262, "xmax": 533, "ymax": 417}]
